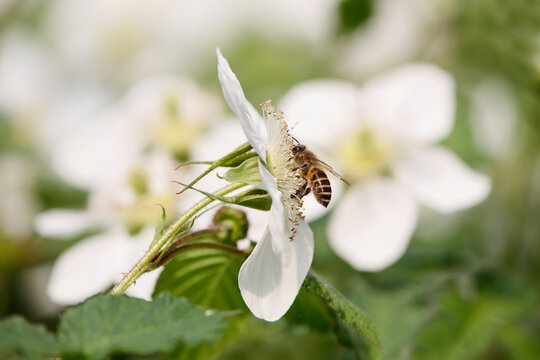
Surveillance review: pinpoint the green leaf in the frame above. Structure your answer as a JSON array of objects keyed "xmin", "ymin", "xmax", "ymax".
[
  {"xmin": 0, "ymin": 316, "xmax": 59, "ymax": 360},
  {"xmin": 57, "ymin": 293, "xmax": 226, "ymax": 360},
  {"xmin": 150, "ymin": 204, "xmax": 167, "ymax": 248},
  {"xmin": 222, "ymin": 157, "xmax": 261, "ymax": 185},
  {"xmin": 286, "ymin": 287, "xmax": 334, "ymax": 333},
  {"xmin": 154, "ymin": 248, "xmax": 246, "ymax": 311},
  {"xmin": 303, "ymin": 271, "xmax": 383, "ymax": 351}
]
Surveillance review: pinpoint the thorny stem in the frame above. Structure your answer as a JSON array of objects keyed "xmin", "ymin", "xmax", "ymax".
[
  {"xmin": 110, "ymin": 182, "xmax": 246, "ymax": 295},
  {"xmin": 148, "ymin": 228, "xmax": 222, "ymax": 268}
]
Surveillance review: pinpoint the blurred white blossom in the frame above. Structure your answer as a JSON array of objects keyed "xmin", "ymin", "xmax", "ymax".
[
  {"xmin": 280, "ymin": 63, "xmax": 491, "ymax": 271},
  {"xmin": 0, "ymin": 28, "xmax": 106, "ymax": 154},
  {"xmin": 338, "ymin": 0, "xmax": 443, "ymax": 79},
  {"xmin": 44, "ymin": 0, "xmax": 338, "ymax": 85},
  {"xmin": 35, "ymin": 75, "xmax": 222, "ymax": 305},
  {"xmin": 46, "ymin": 226, "xmax": 162, "ymax": 305}
]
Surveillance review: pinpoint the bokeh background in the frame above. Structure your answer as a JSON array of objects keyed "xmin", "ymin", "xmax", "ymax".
[{"xmin": 1, "ymin": 0, "xmax": 540, "ymax": 358}]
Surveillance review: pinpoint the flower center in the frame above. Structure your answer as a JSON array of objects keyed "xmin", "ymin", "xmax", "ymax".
[
  {"xmin": 261, "ymin": 101, "xmax": 305, "ymax": 240},
  {"xmin": 339, "ymin": 126, "xmax": 393, "ymax": 181},
  {"xmin": 150, "ymin": 96, "xmax": 201, "ymax": 161},
  {"xmin": 117, "ymin": 167, "xmax": 176, "ymax": 235}
]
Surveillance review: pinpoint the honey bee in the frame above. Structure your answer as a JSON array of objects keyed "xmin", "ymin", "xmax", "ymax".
[{"xmin": 291, "ymin": 144, "xmax": 350, "ymax": 208}]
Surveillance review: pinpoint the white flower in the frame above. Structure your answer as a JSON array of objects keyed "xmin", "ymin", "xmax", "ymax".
[
  {"xmin": 49, "ymin": 75, "xmax": 221, "ymax": 191},
  {"xmin": 35, "ymin": 75, "xmax": 221, "ymax": 305},
  {"xmin": 46, "ymin": 226, "xmax": 162, "ymax": 305},
  {"xmin": 44, "ymin": 0, "xmax": 337, "ymax": 85},
  {"xmin": 280, "ymin": 63, "xmax": 491, "ymax": 271},
  {"xmin": 338, "ymin": 0, "xmax": 442, "ymax": 79},
  {"xmin": 36, "ymin": 151, "xmax": 176, "ymax": 304},
  {"xmin": 0, "ymin": 28, "xmax": 105, "ymax": 155},
  {"xmin": 217, "ymin": 49, "xmax": 314, "ymax": 321}
]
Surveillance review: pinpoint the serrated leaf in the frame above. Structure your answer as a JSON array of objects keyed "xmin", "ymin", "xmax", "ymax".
[
  {"xmin": 57, "ymin": 293, "xmax": 226, "ymax": 360},
  {"xmin": 222, "ymin": 157, "xmax": 261, "ymax": 185},
  {"xmin": 154, "ymin": 248, "xmax": 246, "ymax": 311},
  {"xmin": 150, "ymin": 204, "xmax": 167, "ymax": 248},
  {"xmin": 0, "ymin": 316, "xmax": 59, "ymax": 360},
  {"xmin": 286, "ymin": 287, "xmax": 334, "ymax": 333},
  {"xmin": 303, "ymin": 272, "xmax": 383, "ymax": 350}
]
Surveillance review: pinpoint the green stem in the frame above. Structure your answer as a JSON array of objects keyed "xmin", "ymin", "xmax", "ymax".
[
  {"xmin": 110, "ymin": 182, "xmax": 246, "ymax": 295},
  {"xmin": 176, "ymin": 142, "xmax": 252, "ymax": 195}
]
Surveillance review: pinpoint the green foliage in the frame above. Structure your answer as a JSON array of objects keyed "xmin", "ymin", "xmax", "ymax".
[
  {"xmin": 0, "ymin": 316, "xmax": 59, "ymax": 360},
  {"xmin": 303, "ymin": 272, "xmax": 383, "ymax": 351},
  {"xmin": 57, "ymin": 293, "xmax": 226, "ymax": 360},
  {"xmin": 150, "ymin": 204, "xmax": 168, "ymax": 248},
  {"xmin": 154, "ymin": 248, "xmax": 247, "ymax": 311},
  {"xmin": 338, "ymin": 0, "xmax": 373, "ymax": 34}
]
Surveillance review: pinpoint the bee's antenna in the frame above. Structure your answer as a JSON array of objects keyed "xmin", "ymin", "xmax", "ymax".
[{"xmin": 292, "ymin": 136, "xmax": 300, "ymax": 144}]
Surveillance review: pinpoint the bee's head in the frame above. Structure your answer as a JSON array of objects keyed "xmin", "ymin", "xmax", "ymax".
[{"xmin": 291, "ymin": 145, "xmax": 305, "ymax": 155}]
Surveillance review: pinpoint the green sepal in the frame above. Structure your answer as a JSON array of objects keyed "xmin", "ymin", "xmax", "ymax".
[
  {"xmin": 174, "ymin": 182, "xmax": 270, "ymax": 211},
  {"xmin": 222, "ymin": 157, "xmax": 261, "ymax": 185},
  {"xmin": 235, "ymin": 188, "xmax": 271, "ymax": 211},
  {"xmin": 150, "ymin": 204, "xmax": 167, "ymax": 248},
  {"xmin": 176, "ymin": 142, "xmax": 252, "ymax": 195}
]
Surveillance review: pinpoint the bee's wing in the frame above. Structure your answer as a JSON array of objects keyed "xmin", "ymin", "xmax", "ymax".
[{"xmin": 311, "ymin": 158, "xmax": 351, "ymax": 185}]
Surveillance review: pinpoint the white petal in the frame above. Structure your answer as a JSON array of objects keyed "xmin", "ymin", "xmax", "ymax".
[
  {"xmin": 238, "ymin": 220, "xmax": 313, "ymax": 321},
  {"xmin": 338, "ymin": 0, "xmax": 435, "ymax": 78},
  {"xmin": 393, "ymin": 146, "xmax": 491, "ymax": 213},
  {"xmin": 258, "ymin": 161, "xmax": 286, "ymax": 253},
  {"xmin": 279, "ymin": 80, "xmax": 359, "ymax": 148},
  {"xmin": 359, "ymin": 63, "xmax": 455, "ymax": 145},
  {"xmin": 124, "ymin": 268, "xmax": 163, "ymax": 300},
  {"xmin": 47, "ymin": 230, "xmax": 130, "ymax": 305},
  {"xmin": 216, "ymin": 48, "xmax": 268, "ymax": 162},
  {"xmin": 328, "ymin": 179, "xmax": 418, "ymax": 271},
  {"xmin": 33, "ymin": 209, "xmax": 106, "ymax": 239},
  {"xmin": 51, "ymin": 108, "xmax": 143, "ymax": 190}
]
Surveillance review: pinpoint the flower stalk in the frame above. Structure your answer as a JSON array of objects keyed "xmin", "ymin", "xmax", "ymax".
[{"xmin": 110, "ymin": 181, "xmax": 246, "ymax": 295}]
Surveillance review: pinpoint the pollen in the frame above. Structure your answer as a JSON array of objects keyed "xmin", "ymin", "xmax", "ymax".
[{"xmin": 260, "ymin": 100, "xmax": 305, "ymax": 241}]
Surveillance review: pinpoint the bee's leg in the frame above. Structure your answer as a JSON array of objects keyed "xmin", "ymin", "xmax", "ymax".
[
  {"xmin": 292, "ymin": 163, "xmax": 308, "ymax": 172},
  {"xmin": 291, "ymin": 181, "xmax": 309, "ymax": 199}
]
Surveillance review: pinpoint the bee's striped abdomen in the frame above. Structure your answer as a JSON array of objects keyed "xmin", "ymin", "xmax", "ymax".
[{"xmin": 310, "ymin": 169, "xmax": 332, "ymax": 207}]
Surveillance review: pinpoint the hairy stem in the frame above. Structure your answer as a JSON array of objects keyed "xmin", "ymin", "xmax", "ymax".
[{"xmin": 110, "ymin": 182, "xmax": 246, "ymax": 295}]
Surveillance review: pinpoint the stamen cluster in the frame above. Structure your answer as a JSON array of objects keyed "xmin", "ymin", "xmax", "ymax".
[{"xmin": 260, "ymin": 100, "xmax": 305, "ymax": 240}]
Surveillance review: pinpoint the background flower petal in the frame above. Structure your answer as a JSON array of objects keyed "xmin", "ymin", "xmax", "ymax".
[
  {"xmin": 359, "ymin": 63, "xmax": 455, "ymax": 146},
  {"xmin": 238, "ymin": 220, "xmax": 313, "ymax": 321},
  {"xmin": 46, "ymin": 230, "xmax": 130, "ymax": 305},
  {"xmin": 393, "ymin": 146, "xmax": 491, "ymax": 213},
  {"xmin": 216, "ymin": 49, "xmax": 268, "ymax": 161},
  {"xmin": 279, "ymin": 80, "xmax": 359, "ymax": 149},
  {"xmin": 328, "ymin": 179, "xmax": 418, "ymax": 271},
  {"xmin": 33, "ymin": 209, "xmax": 106, "ymax": 239}
]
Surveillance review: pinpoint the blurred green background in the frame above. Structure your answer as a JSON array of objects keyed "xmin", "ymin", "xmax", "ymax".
[{"xmin": 1, "ymin": 0, "xmax": 539, "ymax": 358}]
